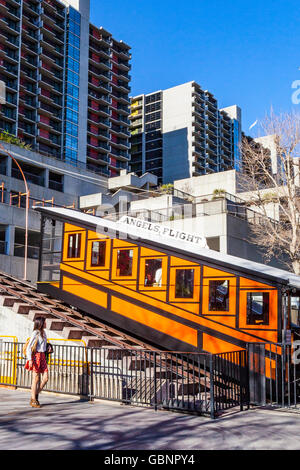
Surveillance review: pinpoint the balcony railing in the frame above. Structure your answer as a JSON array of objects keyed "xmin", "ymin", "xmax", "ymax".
[
  {"xmin": 11, "ymin": 167, "xmax": 45, "ymax": 186},
  {"xmin": 0, "ymin": 240, "xmax": 8, "ymax": 255}
]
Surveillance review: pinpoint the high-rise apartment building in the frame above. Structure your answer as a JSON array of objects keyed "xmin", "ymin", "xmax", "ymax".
[
  {"xmin": 0, "ymin": 0, "xmax": 131, "ymax": 177},
  {"xmin": 130, "ymin": 82, "xmax": 241, "ymax": 185}
]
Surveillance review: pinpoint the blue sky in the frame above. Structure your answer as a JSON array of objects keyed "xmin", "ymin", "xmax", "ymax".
[{"xmin": 90, "ymin": 0, "xmax": 300, "ymax": 134}]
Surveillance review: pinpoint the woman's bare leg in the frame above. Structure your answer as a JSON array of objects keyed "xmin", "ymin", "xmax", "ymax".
[
  {"xmin": 38, "ymin": 371, "xmax": 49, "ymax": 394},
  {"xmin": 31, "ymin": 372, "xmax": 40, "ymax": 400}
]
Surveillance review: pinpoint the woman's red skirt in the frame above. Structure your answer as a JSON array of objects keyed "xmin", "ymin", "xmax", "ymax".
[{"xmin": 25, "ymin": 352, "xmax": 48, "ymax": 374}]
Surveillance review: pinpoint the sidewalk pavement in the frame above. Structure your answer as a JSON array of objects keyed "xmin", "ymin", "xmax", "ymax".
[{"xmin": 0, "ymin": 388, "xmax": 300, "ymax": 450}]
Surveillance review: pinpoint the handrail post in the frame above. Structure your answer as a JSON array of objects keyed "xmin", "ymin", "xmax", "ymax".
[
  {"xmin": 89, "ymin": 347, "xmax": 94, "ymax": 402},
  {"xmin": 154, "ymin": 352, "xmax": 157, "ymax": 411},
  {"xmin": 209, "ymin": 354, "xmax": 215, "ymax": 419},
  {"xmin": 239, "ymin": 351, "xmax": 244, "ymax": 412}
]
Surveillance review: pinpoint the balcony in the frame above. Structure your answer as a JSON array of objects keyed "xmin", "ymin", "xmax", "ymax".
[
  {"xmin": 0, "ymin": 17, "xmax": 20, "ymax": 34},
  {"xmin": 11, "ymin": 166, "xmax": 45, "ymax": 187},
  {"xmin": 1, "ymin": 106, "xmax": 16, "ymax": 121},
  {"xmin": 0, "ymin": 5, "xmax": 20, "ymax": 24},
  {"xmin": 0, "ymin": 61, "xmax": 18, "ymax": 77},
  {"xmin": 110, "ymin": 147, "xmax": 129, "ymax": 160},
  {"xmin": 0, "ymin": 32, "xmax": 19, "ymax": 48},
  {"xmin": 23, "ymin": 1, "xmax": 40, "ymax": 15},
  {"xmin": 111, "ymin": 125, "xmax": 130, "ymax": 137},
  {"xmin": 42, "ymin": 11, "xmax": 64, "ymax": 33},
  {"xmin": 87, "ymin": 152, "xmax": 110, "ymax": 164},
  {"xmin": 117, "ymin": 60, "xmax": 130, "ymax": 71},
  {"xmin": 109, "ymin": 159, "xmax": 128, "ymax": 169}
]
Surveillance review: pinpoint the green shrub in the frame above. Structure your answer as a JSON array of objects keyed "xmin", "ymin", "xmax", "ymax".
[{"xmin": 0, "ymin": 130, "xmax": 32, "ymax": 150}]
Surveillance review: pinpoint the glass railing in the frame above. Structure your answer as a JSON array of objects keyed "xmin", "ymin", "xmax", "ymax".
[
  {"xmin": 14, "ymin": 244, "xmax": 39, "ymax": 259},
  {"xmin": 49, "ymin": 179, "xmax": 63, "ymax": 192}
]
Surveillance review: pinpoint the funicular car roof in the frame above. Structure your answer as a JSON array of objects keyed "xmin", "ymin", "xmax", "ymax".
[{"xmin": 35, "ymin": 206, "xmax": 300, "ymax": 290}]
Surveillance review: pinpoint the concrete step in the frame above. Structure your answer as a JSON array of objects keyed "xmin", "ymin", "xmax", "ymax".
[
  {"xmin": 12, "ymin": 302, "xmax": 40, "ymax": 315},
  {"xmin": 27, "ymin": 310, "xmax": 53, "ymax": 321},
  {"xmin": 81, "ymin": 336, "xmax": 103, "ymax": 348},
  {"xmin": 45, "ymin": 318, "xmax": 69, "ymax": 331},
  {"xmin": 0, "ymin": 296, "xmax": 19, "ymax": 307},
  {"xmin": 105, "ymin": 348, "xmax": 136, "ymax": 360},
  {"xmin": 62, "ymin": 327, "xmax": 84, "ymax": 340},
  {"xmin": 129, "ymin": 359, "xmax": 152, "ymax": 371}
]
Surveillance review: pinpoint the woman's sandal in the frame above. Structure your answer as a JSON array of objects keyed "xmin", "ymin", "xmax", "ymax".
[
  {"xmin": 36, "ymin": 393, "xmax": 40, "ymax": 407},
  {"xmin": 30, "ymin": 398, "xmax": 40, "ymax": 408}
]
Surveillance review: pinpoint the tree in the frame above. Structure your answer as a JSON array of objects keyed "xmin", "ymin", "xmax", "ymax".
[{"xmin": 239, "ymin": 111, "xmax": 300, "ymax": 274}]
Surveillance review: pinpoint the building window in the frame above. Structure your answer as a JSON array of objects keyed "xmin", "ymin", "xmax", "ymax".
[
  {"xmin": 68, "ymin": 32, "xmax": 80, "ymax": 48},
  {"xmin": 67, "ymin": 233, "xmax": 81, "ymax": 258},
  {"xmin": 67, "ymin": 83, "xmax": 79, "ymax": 99},
  {"xmin": 117, "ymin": 249, "xmax": 133, "ymax": 276},
  {"xmin": 175, "ymin": 269, "xmax": 194, "ymax": 299},
  {"xmin": 91, "ymin": 241, "xmax": 106, "ymax": 267},
  {"xmin": 209, "ymin": 280, "xmax": 229, "ymax": 311},
  {"xmin": 247, "ymin": 293, "xmax": 269, "ymax": 325},
  {"xmin": 66, "ymin": 121, "xmax": 79, "ymax": 136},
  {"xmin": 144, "ymin": 259, "xmax": 163, "ymax": 287}
]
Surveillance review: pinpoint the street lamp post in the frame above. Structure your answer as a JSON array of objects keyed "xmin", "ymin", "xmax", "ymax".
[{"xmin": 0, "ymin": 142, "xmax": 29, "ymax": 280}]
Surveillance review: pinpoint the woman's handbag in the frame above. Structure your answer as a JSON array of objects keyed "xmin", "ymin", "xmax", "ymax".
[
  {"xmin": 45, "ymin": 342, "xmax": 54, "ymax": 364},
  {"xmin": 46, "ymin": 343, "xmax": 54, "ymax": 354}
]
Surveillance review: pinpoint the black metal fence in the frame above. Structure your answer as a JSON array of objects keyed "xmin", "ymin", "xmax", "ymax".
[
  {"xmin": 0, "ymin": 342, "xmax": 249, "ymax": 418},
  {"xmin": 212, "ymin": 350, "xmax": 249, "ymax": 414},
  {"xmin": 247, "ymin": 342, "xmax": 300, "ymax": 408}
]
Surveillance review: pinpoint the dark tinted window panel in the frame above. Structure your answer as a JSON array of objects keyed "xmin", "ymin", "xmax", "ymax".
[
  {"xmin": 145, "ymin": 121, "xmax": 161, "ymax": 131},
  {"xmin": 145, "ymin": 112, "xmax": 161, "ymax": 123},
  {"xmin": 209, "ymin": 280, "xmax": 229, "ymax": 311},
  {"xmin": 150, "ymin": 168, "xmax": 163, "ymax": 177},
  {"xmin": 131, "ymin": 144, "xmax": 142, "ymax": 153},
  {"xmin": 145, "ymin": 93, "xmax": 162, "ymax": 104},
  {"xmin": 131, "ymin": 163, "xmax": 143, "ymax": 172},
  {"xmin": 146, "ymin": 131, "xmax": 162, "ymax": 141},
  {"xmin": 146, "ymin": 140, "xmax": 163, "ymax": 151},
  {"xmin": 131, "ymin": 136, "xmax": 143, "ymax": 144},
  {"xmin": 145, "ymin": 149, "xmax": 162, "ymax": 160},
  {"xmin": 247, "ymin": 293, "xmax": 269, "ymax": 325},
  {"xmin": 130, "ymin": 154, "xmax": 143, "ymax": 163},
  {"xmin": 175, "ymin": 269, "xmax": 194, "ymax": 298},
  {"xmin": 146, "ymin": 159, "xmax": 162, "ymax": 170},
  {"xmin": 145, "ymin": 102, "xmax": 161, "ymax": 113}
]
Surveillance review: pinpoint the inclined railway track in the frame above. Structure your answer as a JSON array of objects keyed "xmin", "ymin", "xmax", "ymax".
[{"xmin": 0, "ymin": 270, "xmax": 210, "ymax": 385}]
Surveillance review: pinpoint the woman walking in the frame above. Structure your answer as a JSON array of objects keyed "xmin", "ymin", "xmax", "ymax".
[{"xmin": 25, "ymin": 317, "xmax": 49, "ymax": 408}]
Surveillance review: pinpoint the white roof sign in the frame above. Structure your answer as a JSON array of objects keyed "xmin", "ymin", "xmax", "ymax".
[{"xmin": 118, "ymin": 216, "xmax": 209, "ymax": 249}]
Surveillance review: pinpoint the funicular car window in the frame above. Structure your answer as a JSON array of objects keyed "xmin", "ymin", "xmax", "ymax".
[
  {"xmin": 91, "ymin": 241, "xmax": 106, "ymax": 267},
  {"xmin": 67, "ymin": 233, "xmax": 81, "ymax": 258},
  {"xmin": 291, "ymin": 296, "xmax": 300, "ymax": 326},
  {"xmin": 117, "ymin": 249, "xmax": 133, "ymax": 276},
  {"xmin": 247, "ymin": 292, "xmax": 270, "ymax": 325},
  {"xmin": 175, "ymin": 269, "xmax": 194, "ymax": 298},
  {"xmin": 144, "ymin": 259, "xmax": 163, "ymax": 287},
  {"xmin": 209, "ymin": 280, "xmax": 229, "ymax": 311}
]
